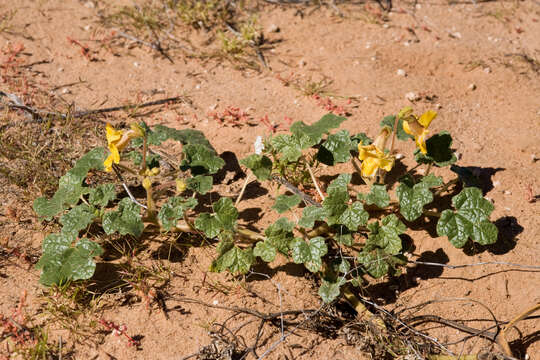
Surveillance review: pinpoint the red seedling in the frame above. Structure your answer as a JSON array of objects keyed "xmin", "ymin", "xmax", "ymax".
[{"xmin": 99, "ymin": 319, "xmax": 140, "ymax": 347}]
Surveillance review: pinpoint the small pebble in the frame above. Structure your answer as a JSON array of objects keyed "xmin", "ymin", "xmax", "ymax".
[
  {"xmin": 531, "ymin": 154, "xmax": 538, "ymax": 162},
  {"xmin": 450, "ymin": 31, "xmax": 462, "ymax": 39},
  {"xmin": 435, "ymin": 103, "xmax": 442, "ymax": 109},
  {"xmin": 58, "ymin": 67, "xmax": 64, "ymax": 72},
  {"xmin": 405, "ymin": 92, "xmax": 420, "ymax": 101},
  {"xmin": 484, "ymin": 196, "xmax": 494, "ymax": 204},
  {"xmin": 371, "ymin": 56, "xmax": 377, "ymax": 61},
  {"xmin": 382, "ymin": 23, "xmax": 389, "ymax": 29},
  {"xmin": 503, "ymin": 190, "xmax": 512, "ymax": 195},
  {"xmin": 505, "ymin": 207, "xmax": 511, "ymax": 211},
  {"xmin": 133, "ymin": 62, "xmax": 140, "ymax": 67},
  {"xmin": 403, "ymin": 41, "xmax": 411, "ymax": 47},
  {"xmin": 415, "ymin": 3, "xmax": 421, "ymax": 9},
  {"xmin": 83, "ymin": 25, "xmax": 92, "ymax": 31},
  {"xmin": 395, "ymin": 153, "xmax": 404, "ymax": 160},
  {"xmin": 417, "ymin": 168, "xmax": 425, "ymax": 175},
  {"xmin": 493, "ymin": 180, "xmax": 501, "ymax": 188},
  {"xmin": 365, "ymin": 42, "xmax": 371, "ymax": 49},
  {"xmin": 61, "ymin": 88, "xmax": 71, "ymax": 94},
  {"xmin": 267, "ymin": 24, "xmax": 279, "ymax": 33},
  {"xmin": 212, "ymin": 299, "xmax": 219, "ymax": 305},
  {"xmin": 396, "ymin": 69, "xmax": 407, "ymax": 77},
  {"xmin": 298, "ymin": 58, "xmax": 307, "ymax": 67},
  {"xmin": 455, "ymin": 151, "xmax": 462, "ymax": 160},
  {"xmin": 195, "ymin": 84, "xmax": 201, "ymax": 90},
  {"xmin": 84, "ymin": 1, "xmax": 95, "ymax": 8},
  {"xmin": 483, "ymin": 67, "xmax": 492, "ymax": 73},
  {"xmin": 209, "ymin": 103, "xmax": 217, "ymax": 110},
  {"xmin": 468, "ymin": 83, "xmax": 477, "ymax": 91}
]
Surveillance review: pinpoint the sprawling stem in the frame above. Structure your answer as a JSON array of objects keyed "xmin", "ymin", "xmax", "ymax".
[{"xmin": 141, "ymin": 135, "xmax": 148, "ymax": 172}]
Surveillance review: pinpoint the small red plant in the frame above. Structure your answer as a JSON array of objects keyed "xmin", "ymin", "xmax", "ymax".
[
  {"xmin": 208, "ymin": 105, "xmax": 251, "ymax": 127},
  {"xmin": 312, "ymin": 94, "xmax": 348, "ymax": 116},
  {"xmin": 99, "ymin": 319, "xmax": 140, "ymax": 347}
]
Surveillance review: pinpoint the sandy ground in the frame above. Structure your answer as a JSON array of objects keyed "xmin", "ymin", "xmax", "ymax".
[{"xmin": 0, "ymin": 0, "xmax": 539, "ymax": 359}]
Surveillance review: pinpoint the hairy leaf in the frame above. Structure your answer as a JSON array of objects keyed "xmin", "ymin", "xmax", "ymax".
[
  {"xmin": 361, "ymin": 184, "xmax": 390, "ymax": 208},
  {"xmin": 317, "ymin": 130, "xmax": 353, "ymax": 165},
  {"xmin": 319, "ymin": 278, "xmax": 345, "ymax": 304},
  {"xmin": 291, "ymin": 237, "xmax": 328, "ymax": 272},
  {"xmin": 437, "ymin": 187, "xmax": 498, "ymax": 248},
  {"xmin": 187, "ymin": 175, "xmax": 213, "ymax": 194},
  {"xmin": 36, "ymin": 233, "xmax": 103, "ymax": 286},
  {"xmin": 158, "ymin": 197, "xmax": 198, "ymax": 231},
  {"xmin": 253, "ymin": 240, "xmax": 277, "ymax": 262},
  {"xmin": 88, "ymin": 184, "xmax": 116, "ymax": 208},
  {"xmin": 357, "ymin": 248, "xmax": 390, "ymax": 278},
  {"xmin": 239, "ymin": 154, "xmax": 273, "ymax": 181},
  {"xmin": 102, "ymin": 198, "xmax": 144, "ymax": 237},
  {"xmin": 298, "ymin": 206, "xmax": 326, "ymax": 228},
  {"xmin": 338, "ymin": 202, "xmax": 369, "ymax": 231},
  {"xmin": 272, "ymin": 194, "xmax": 301, "ymax": 214},
  {"xmin": 211, "ymin": 246, "xmax": 254, "ymax": 274},
  {"xmin": 264, "ymin": 218, "xmax": 295, "ymax": 254},
  {"xmin": 60, "ymin": 204, "xmax": 95, "ymax": 236},
  {"xmin": 195, "ymin": 197, "xmax": 238, "ymax": 238},
  {"xmin": 415, "ymin": 131, "xmax": 457, "ymax": 167},
  {"xmin": 366, "ymin": 214, "xmax": 406, "ymax": 255},
  {"xmin": 271, "ymin": 134, "xmax": 303, "ymax": 162},
  {"xmin": 181, "ymin": 144, "xmax": 224, "ymax": 174},
  {"xmin": 290, "ymin": 113, "xmax": 346, "ymax": 148},
  {"xmin": 33, "ymin": 147, "xmax": 106, "ymax": 220}
]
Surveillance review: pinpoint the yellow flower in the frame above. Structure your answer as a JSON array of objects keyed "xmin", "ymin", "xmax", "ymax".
[
  {"xmin": 357, "ymin": 126, "xmax": 394, "ymax": 178},
  {"xmin": 103, "ymin": 123, "xmax": 143, "ymax": 172},
  {"xmin": 402, "ymin": 110, "xmax": 437, "ymax": 154}
]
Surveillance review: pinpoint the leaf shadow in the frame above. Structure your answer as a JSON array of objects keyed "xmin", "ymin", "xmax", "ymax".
[
  {"xmin": 364, "ymin": 248, "xmax": 449, "ymax": 305},
  {"xmin": 462, "ymin": 216, "xmax": 522, "ymax": 256},
  {"xmin": 509, "ymin": 330, "xmax": 540, "ymax": 359},
  {"xmin": 214, "ymin": 151, "xmax": 245, "ymax": 185},
  {"xmin": 456, "ymin": 166, "xmax": 505, "ymax": 195},
  {"xmin": 238, "ymin": 207, "xmax": 263, "ymax": 225}
]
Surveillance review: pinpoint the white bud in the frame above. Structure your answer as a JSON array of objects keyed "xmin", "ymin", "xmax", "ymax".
[{"xmin": 254, "ymin": 136, "xmax": 264, "ymax": 155}]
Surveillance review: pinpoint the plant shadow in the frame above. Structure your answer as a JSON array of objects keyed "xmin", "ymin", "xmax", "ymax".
[
  {"xmin": 365, "ymin": 248, "xmax": 449, "ymax": 305},
  {"xmin": 462, "ymin": 216, "xmax": 522, "ymax": 256}
]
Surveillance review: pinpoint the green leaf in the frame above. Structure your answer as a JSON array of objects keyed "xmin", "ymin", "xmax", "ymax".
[
  {"xmin": 420, "ymin": 174, "xmax": 444, "ymax": 188},
  {"xmin": 88, "ymin": 184, "xmax": 116, "ymax": 208},
  {"xmin": 437, "ymin": 187, "xmax": 498, "ymax": 248},
  {"xmin": 338, "ymin": 202, "xmax": 369, "ymax": 231},
  {"xmin": 33, "ymin": 147, "xmax": 106, "ymax": 220},
  {"xmin": 181, "ymin": 144, "xmax": 225, "ymax": 175},
  {"xmin": 335, "ymin": 259, "xmax": 351, "ymax": 274},
  {"xmin": 271, "ymin": 134, "xmax": 303, "ymax": 162},
  {"xmin": 194, "ymin": 197, "xmax": 238, "ymax": 238},
  {"xmin": 186, "ymin": 175, "xmax": 213, "ymax": 194},
  {"xmin": 133, "ymin": 124, "xmax": 215, "ymax": 151},
  {"xmin": 36, "ymin": 233, "xmax": 103, "ymax": 286},
  {"xmin": 239, "ymin": 154, "xmax": 272, "ymax": 181},
  {"xmin": 264, "ymin": 218, "xmax": 295, "ymax": 254},
  {"xmin": 272, "ymin": 194, "xmax": 301, "ymax": 214},
  {"xmin": 396, "ymin": 183, "xmax": 433, "ymax": 222},
  {"xmin": 350, "ymin": 132, "xmax": 373, "ymax": 148},
  {"xmin": 326, "ymin": 173, "xmax": 352, "ymax": 195},
  {"xmin": 298, "ymin": 205, "xmax": 326, "ymax": 228},
  {"xmin": 357, "ymin": 248, "xmax": 390, "ymax": 278},
  {"xmin": 253, "ymin": 240, "xmax": 277, "ymax": 262},
  {"xmin": 335, "ymin": 231, "xmax": 353, "ymax": 246},
  {"xmin": 380, "ymin": 115, "xmax": 413, "ymax": 141},
  {"xmin": 414, "ymin": 131, "xmax": 457, "ymax": 167},
  {"xmin": 322, "ymin": 189, "xmax": 349, "ymax": 226},
  {"xmin": 60, "ymin": 204, "xmax": 95, "ymax": 236},
  {"xmin": 361, "ymin": 184, "xmax": 390, "ymax": 208},
  {"xmin": 158, "ymin": 196, "xmax": 198, "ymax": 231},
  {"xmin": 317, "ymin": 130, "xmax": 353, "ymax": 165},
  {"xmin": 366, "ymin": 214, "xmax": 406, "ymax": 255},
  {"xmin": 291, "ymin": 237, "xmax": 328, "ymax": 272},
  {"xmin": 290, "ymin": 113, "xmax": 346, "ymax": 148},
  {"xmin": 102, "ymin": 198, "xmax": 144, "ymax": 237},
  {"xmin": 126, "ymin": 151, "xmax": 161, "ymax": 169},
  {"xmin": 319, "ymin": 278, "xmax": 345, "ymax": 303},
  {"xmin": 211, "ymin": 246, "xmax": 254, "ymax": 274}
]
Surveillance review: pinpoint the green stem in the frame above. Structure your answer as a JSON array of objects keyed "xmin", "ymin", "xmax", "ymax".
[
  {"xmin": 141, "ymin": 135, "xmax": 148, "ymax": 172},
  {"xmin": 434, "ymin": 177, "xmax": 459, "ymax": 197},
  {"xmin": 425, "ymin": 162, "xmax": 433, "ymax": 176}
]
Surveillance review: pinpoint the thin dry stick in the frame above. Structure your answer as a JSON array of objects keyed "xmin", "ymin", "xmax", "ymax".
[
  {"xmin": 306, "ymin": 161, "xmax": 325, "ymax": 201},
  {"xmin": 498, "ymin": 302, "xmax": 540, "ymax": 356},
  {"xmin": 235, "ymin": 172, "xmax": 252, "ymax": 207}
]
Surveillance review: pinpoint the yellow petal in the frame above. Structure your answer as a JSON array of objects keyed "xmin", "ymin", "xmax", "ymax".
[
  {"xmin": 104, "ymin": 155, "xmax": 114, "ymax": 172},
  {"xmin": 142, "ymin": 177, "xmax": 152, "ymax": 190},
  {"xmin": 418, "ymin": 110, "xmax": 437, "ymax": 128},
  {"xmin": 361, "ymin": 157, "xmax": 380, "ymax": 177},
  {"xmin": 379, "ymin": 157, "xmax": 394, "ymax": 172},
  {"xmin": 402, "ymin": 120, "xmax": 412, "ymax": 135},
  {"xmin": 416, "ymin": 129, "xmax": 428, "ymax": 154},
  {"xmin": 106, "ymin": 123, "xmax": 123, "ymax": 145}
]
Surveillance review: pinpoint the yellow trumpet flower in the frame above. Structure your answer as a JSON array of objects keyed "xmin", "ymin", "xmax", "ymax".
[
  {"xmin": 401, "ymin": 109, "xmax": 437, "ymax": 154},
  {"xmin": 103, "ymin": 123, "xmax": 143, "ymax": 172},
  {"xmin": 358, "ymin": 126, "xmax": 394, "ymax": 178}
]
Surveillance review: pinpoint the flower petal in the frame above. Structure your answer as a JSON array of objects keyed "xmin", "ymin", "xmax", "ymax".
[
  {"xmin": 418, "ymin": 110, "xmax": 437, "ymax": 128},
  {"xmin": 106, "ymin": 123, "xmax": 123, "ymax": 145},
  {"xmin": 361, "ymin": 157, "xmax": 380, "ymax": 177}
]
